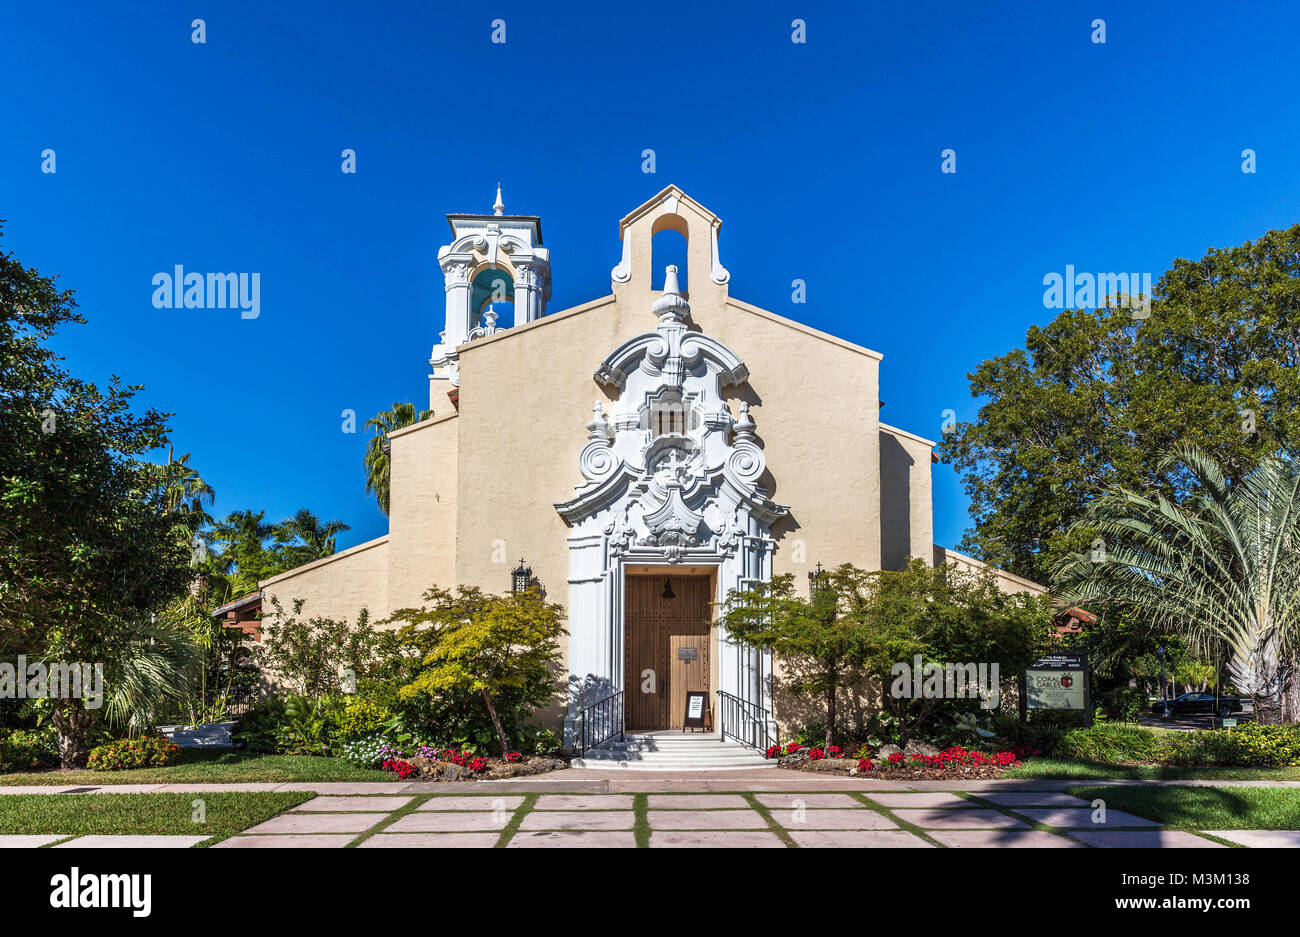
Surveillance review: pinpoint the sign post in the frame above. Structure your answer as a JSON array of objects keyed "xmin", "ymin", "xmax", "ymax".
[{"xmin": 1023, "ymin": 651, "xmax": 1091, "ymax": 726}]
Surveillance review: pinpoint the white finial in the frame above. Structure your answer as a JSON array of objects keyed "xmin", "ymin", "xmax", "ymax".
[
  {"xmin": 493, "ymin": 182, "xmax": 505, "ymax": 216},
  {"xmin": 662, "ymin": 265, "xmax": 680, "ymax": 295}
]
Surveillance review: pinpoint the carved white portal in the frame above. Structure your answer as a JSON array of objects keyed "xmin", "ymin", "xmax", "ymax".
[{"xmin": 555, "ymin": 266, "xmax": 787, "ymax": 743}]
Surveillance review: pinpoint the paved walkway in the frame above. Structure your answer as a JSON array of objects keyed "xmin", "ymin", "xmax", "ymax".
[{"xmin": 4, "ymin": 770, "xmax": 1298, "ymax": 847}]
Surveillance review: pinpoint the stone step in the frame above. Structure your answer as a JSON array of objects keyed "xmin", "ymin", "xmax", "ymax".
[{"xmin": 573, "ymin": 733, "xmax": 773, "ymax": 770}]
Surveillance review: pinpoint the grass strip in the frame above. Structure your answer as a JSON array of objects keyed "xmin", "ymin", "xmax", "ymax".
[
  {"xmin": 345, "ymin": 793, "xmax": 434, "ymax": 847},
  {"xmin": 496, "ymin": 792, "xmax": 539, "ymax": 848},
  {"xmin": 848, "ymin": 792, "xmax": 945, "ymax": 847},
  {"xmin": 0, "ymin": 791, "xmax": 312, "ymax": 846},
  {"xmin": 740, "ymin": 792, "xmax": 796, "ymax": 847}
]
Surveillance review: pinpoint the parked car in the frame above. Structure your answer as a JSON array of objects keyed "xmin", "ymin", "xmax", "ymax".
[{"xmin": 1150, "ymin": 692, "xmax": 1243, "ymax": 717}]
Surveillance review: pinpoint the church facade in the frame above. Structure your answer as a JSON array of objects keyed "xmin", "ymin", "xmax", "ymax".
[{"xmin": 260, "ymin": 185, "xmax": 1044, "ymax": 743}]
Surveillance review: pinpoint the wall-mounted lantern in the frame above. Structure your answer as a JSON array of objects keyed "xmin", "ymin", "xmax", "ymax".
[
  {"xmin": 512, "ymin": 558, "xmax": 533, "ymax": 593},
  {"xmin": 662, "ymin": 578, "xmax": 676, "ymax": 600},
  {"xmin": 808, "ymin": 562, "xmax": 826, "ymax": 595}
]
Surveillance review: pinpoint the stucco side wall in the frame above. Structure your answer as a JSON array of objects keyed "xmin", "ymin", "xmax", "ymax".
[
  {"xmin": 386, "ymin": 413, "xmax": 458, "ymax": 612},
  {"xmin": 879, "ymin": 424, "xmax": 935, "ymax": 571},
  {"xmin": 260, "ymin": 535, "xmax": 390, "ymax": 626},
  {"xmin": 932, "ymin": 544, "xmax": 1049, "ymax": 597}
]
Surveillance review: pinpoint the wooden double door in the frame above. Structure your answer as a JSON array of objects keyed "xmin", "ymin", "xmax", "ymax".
[{"xmin": 624, "ymin": 574, "xmax": 712, "ymax": 730}]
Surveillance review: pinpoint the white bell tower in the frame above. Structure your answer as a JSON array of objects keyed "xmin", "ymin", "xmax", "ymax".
[{"xmin": 429, "ymin": 184, "xmax": 551, "ymax": 400}]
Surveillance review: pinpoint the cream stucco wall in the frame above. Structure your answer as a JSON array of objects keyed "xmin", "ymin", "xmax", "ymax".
[
  {"xmin": 932, "ymin": 544, "xmax": 1048, "ymax": 597},
  {"xmin": 260, "ymin": 535, "xmax": 390, "ymax": 626},
  {"xmin": 386, "ymin": 411, "xmax": 458, "ymax": 612},
  {"xmin": 879, "ymin": 423, "xmax": 935, "ymax": 570}
]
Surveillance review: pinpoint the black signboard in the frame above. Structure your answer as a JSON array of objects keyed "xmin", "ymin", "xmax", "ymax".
[
  {"xmin": 1021, "ymin": 651, "xmax": 1091, "ymax": 725},
  {"xmin": 683, "ymin": 691, "xmax": 709, "ymax": 730}
]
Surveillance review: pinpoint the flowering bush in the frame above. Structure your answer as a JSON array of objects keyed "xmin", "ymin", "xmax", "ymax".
[
  {"xmin": 87, "ymin": 736, "xmax": 180, "ymax": 771},
  {"xmin": 807, "ymin": 747, "xmax": 826, "ymax": 760},
  {"xmin": 340, "ymin": 734, "xmax": 395, "ymax": 767},
  {"xmin": 856, "ymin": 758, "xmax": 873, "ymax": 772},
  {"xmin": 895, "ymin": 746, "xmax": 1019, "ymax": 769},
  {"xmin": 505, "ymin": 751, "xmax": 524, "ymax": 763},
  {"xmin": 0, "ymin": 727, "xmax": 58, "ymax": 771},
  {"xmin": 467, "ymin": 756, "xmax": 489, "ymax": 773},
  {"xmin": 826, "ymin": 745, "xmax": 844, "ymax": 758},
  {"xmin": 765, "ymin": 744, "xmax": 783, "ymax": 759},
  {"xmin": 784, "ymin": 742, "xmax": 802, "ymax": 755},
  {"xmin": 381, "ymin": 758, "xmax": 416, "ymax": 779}
]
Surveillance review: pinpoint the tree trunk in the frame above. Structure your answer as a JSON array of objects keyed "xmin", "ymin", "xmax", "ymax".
[
  {"xmin": 824, "ymin": 684, "xmax": 837, "ymax": 750},
  {"xmin": 53, "ymin": 701, "xmax": 92, "ymax": 769},
  {"xmin": 1252, "ymin": 662, "xmax": 1300, "ymax": 725},
  {"xmin": 481, "ymin": 688, "xmax": 511, "ymax": 757}
]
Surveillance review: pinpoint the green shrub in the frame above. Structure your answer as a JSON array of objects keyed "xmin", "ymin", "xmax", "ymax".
[
  {"xmin": 1054, "ymin": 723, "xmax": 1164, "ymax": 763},
  {"xmin": 1165, "ymin": 723, "xmax": 1300, "ymax": 767},
  {"xmin": 233, "ymin": 696, "xmax": 287, "ymax": 753},
  {"xmin": 340, "ymin": 697, "xmax": 391, "ymax": 740},
  {"xmin": 87, "ymin": 736, "xmax": 181, "ymax": 771},
  {"xmin": 0, "ymin": 727, "xmax": 59, "ymax": 771}
]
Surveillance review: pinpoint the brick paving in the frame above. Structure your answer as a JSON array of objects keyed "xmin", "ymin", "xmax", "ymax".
[{"xmin": 4, "ymin": 773, "xmax": 1297, "ymax": 847}]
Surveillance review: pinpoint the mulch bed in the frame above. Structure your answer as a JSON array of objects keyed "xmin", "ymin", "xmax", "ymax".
[
  {"xmin": 406, "ymin": 755, "xmax": 567, "ymax": 782},
  {"xmin": 778, "ymin": 755, "xmax": 1016, "ymax": 780}
]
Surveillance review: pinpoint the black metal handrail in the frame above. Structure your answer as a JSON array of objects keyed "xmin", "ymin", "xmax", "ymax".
[
  {"xmin": 574, "ymin": 690, "xmax": 624, "ymax": 756},
  {"xmin": 717, "ymin": 690, "xmax": 776, "ymax": 753}
]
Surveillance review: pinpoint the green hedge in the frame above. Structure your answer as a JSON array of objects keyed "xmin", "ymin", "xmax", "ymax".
[
  {"xmin": 1054, "ymin": 723, "xmax": 1165, "ymax": 763},
  {"xmin": 1164, "ymin": 723, "xmax": 1300, "ymax": 767}
]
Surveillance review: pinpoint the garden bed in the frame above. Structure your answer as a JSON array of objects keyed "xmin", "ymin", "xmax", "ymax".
[
  {"xmin": 377, "ymin": 747, "xmax": 567, "ymax": 781},
  {"xmin": 773, "ymin": 743, "xmax": 1023, "ymax": 780}
]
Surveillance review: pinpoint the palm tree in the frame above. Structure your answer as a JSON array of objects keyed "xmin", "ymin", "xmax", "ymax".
[
  {"xmin": 1054, "ymin": 445, "xmax": 1300, "ymax": 723},
  {"xmin": 364, "ymin": 402, "xmax": 431, "ymax": 515},
  {"xmin": 278, "ymin": 508, "xmax": 350, "ymax": 560}
]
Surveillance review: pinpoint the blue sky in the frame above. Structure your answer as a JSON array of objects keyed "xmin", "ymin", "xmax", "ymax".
[{"xmin": 4, "ymin": 1, "xmax": 1299, "ymax": 556}]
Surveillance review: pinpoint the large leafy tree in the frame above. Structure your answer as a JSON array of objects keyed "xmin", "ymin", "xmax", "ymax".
[
  {"xmin": 720, "ymin": 562, "xmax": 1050, "ymax": 748},
  {"xmin": 363, "ymin": 402, "xmax": 431, "ymax": 516},
  {"xmin": 1054, "ymin": 446, "xmax": 1300, "ymax": 724},
  {"xmin": 940, "ymin": 225, "xmax": 1300, "ymax": 584},
  {"xmin": 0, "ymin": 229, "xmax": 201, "ymax": 765},
  {"xmin": 386, "ymin": 586, "xmax": 566, "ymax": 756}
]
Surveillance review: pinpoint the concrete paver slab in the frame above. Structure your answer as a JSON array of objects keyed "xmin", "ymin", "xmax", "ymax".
[
  {"xmin": 295, "ymin": 796, "xmax": 414, "ymax": 811},
  {"xmin": 646, "ymin": 809, "xmax": 767, "ymax": 830},
  {"xmin": 892, "ymin": 808, "xmax": 1028, "ymax": 829},
  {"xmin": 509, "ymin": 831, "xmax": 638, "ymax": 848},
  {"xmin": 774, "ymin": 808, "xmax": 898, "ymax": 830},
  {"xmin": 1013, "ymin": 807, "xmax": 1160, "ymax": 828},
  {"xmin": 929, "ymin": 830, "xmax": 1082, "ymax": 848},
  {"xmin": 1200, "ymin": 830, "xmax": 1300, "ymax": 848},
  {"xmin": 388, "ymin": 812, "xmax": 511, "ymax": 832},
  {"xmin": 790, "ymin": 830, "xmax": 932, "ymax": 848},
  {"xmin": 1071, "ymin": 830, "xmax": 1226, "ymax": 848},
  {"xmin": 358, "ymin": 833, "xmax": 500, "ymax": 848},
  {"xmin": 533, "ymin": 794, "xmax": 635, "ymax": 810},
  {"xmin": 975, "ymin": 792, "xmax": 1092, "ymax": 807},
  {"xmin": 242, "ymin": 812, "xmax": 388, "ymax": 834},
  {"xmin": 518, "ymin": 810, "xmax": 636, "ymax": 831},
  {"xmin": 0, "ymin": 835, "xmax": 68, "ymax": 848},
  {"xmin": 865, "ymin": 793, "xmax": 976, "ymax": 808},
  {"xmin": 645, "ymin": 794, "xmax": 750, "ymax": 809},
  {"xmin": 754, "ymin": 793, "xmax": 862, "ymax": 809},
  {"xmin": 214, "ymin": 834, "xmax": 355, "ymax": 848},
  {"xmin": 419, "ymin": 796, "xmax": 525, "ymax": 811},
  {"xmin": 649, "ymin": 830, "xmax": 785, "ymax": 847}
]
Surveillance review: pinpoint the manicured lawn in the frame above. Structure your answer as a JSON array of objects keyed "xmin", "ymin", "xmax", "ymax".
[
  {"xmin": 1068, "ymin": 785, "xmax": 1300, "ymax": 830},
  {"xmin": 0, "ymin": 750, "xmax": 396, "ymax": 786},
  {"xmin": 0, "ymin": 792, "xmax": 313, "ymax": 845},
  {"xmin": 1004, "ymin": 758, "xmax": 1300, "ymax": 781}
]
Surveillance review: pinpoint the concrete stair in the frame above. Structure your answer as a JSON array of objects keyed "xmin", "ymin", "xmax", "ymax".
[{"xmin": 571, "ymin": 731, "xmax": 774, "ymax": 771}]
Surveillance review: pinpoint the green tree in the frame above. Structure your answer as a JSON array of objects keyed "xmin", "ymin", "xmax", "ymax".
[
  {"xmin": 274, "ymin": 508, "xmax": 350, "ymax": 569},
  {"xmin": 939, "ymin": 225, "xmax": 1300, "ymax": 584},
  {"xmin": 0, "ymin": 228, "xmax": 200, "ymax": 765},
  {"xmin": 717, "ymin": 569, "xmax": 866, "ymax": 750},
  {"xmin": 719, "ymin": 562, "xmax": 1051, "ymax": 748},
  {"xmin": 1054, "ymin": 446, "xmax": 1300, "ymax": 724},
  {"xmin": 256, "ymin": 596, "xmax": 375, "ymax": 698},
  {"xmin": 364, "ymin": 402, "xmax": 431, "ymax": 516},
  {"xmin": 386, "ymin": 586, "xmax": 566, "ymax": 756}
]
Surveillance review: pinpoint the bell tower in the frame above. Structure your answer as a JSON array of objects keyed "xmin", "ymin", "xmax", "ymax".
[{"xmin": 430, "ymin": 185, "xmax": 551, "ymax": 400}]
